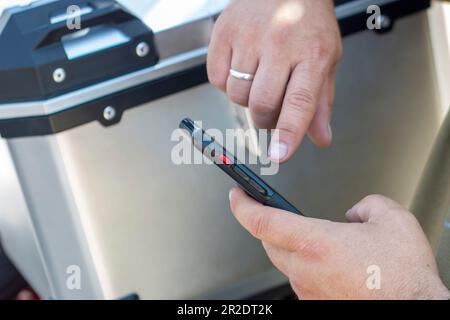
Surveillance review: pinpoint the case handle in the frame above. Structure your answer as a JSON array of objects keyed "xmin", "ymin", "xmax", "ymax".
[{"xmin": 36, "ymin": 2, "xmax": 134, "ymax": 49}]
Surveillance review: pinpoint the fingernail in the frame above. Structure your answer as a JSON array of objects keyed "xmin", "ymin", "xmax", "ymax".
[
  {"xmin": 269, "ymin": 141, "xmax": 288, "ymax": 162},
  {"xmin": 328, "ymin": 124, "xmax": 333, "ymax": 140}
]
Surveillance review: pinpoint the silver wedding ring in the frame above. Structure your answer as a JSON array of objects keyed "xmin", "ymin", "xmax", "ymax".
[{"xmin": 230, "ymin": 69, "xmax": 255, "ymax": 81}]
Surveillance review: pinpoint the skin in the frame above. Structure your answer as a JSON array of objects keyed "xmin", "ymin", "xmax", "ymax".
[
  {"xmin": 207, "ymin": 0, "xmax": 342, "ymax": 163},
  {"xmin": 229, "ymin": 188, "xmax": 450, "ymax": 300},
  {"xmin": 211, "ymin": 0, "xmax": 450, "ymax": 299}
]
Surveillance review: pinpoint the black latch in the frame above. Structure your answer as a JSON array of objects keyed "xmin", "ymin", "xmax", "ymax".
[{"xmin": 0, "ymin": 0, "xmax": 159, "ymax": 103}]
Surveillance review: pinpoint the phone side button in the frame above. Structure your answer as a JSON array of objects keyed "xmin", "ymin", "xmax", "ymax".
[
  {"xmin": 249, "ymin": 179, "xmax": 267, "ymax": 196},
  {"xmin": 233, "ymin": 166, "xmax": 250, "ymax": 182}
]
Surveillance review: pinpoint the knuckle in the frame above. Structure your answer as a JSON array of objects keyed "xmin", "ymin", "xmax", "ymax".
[
  {"xmin": 249, "ymin": 213, "xmax": 271, "ymax": 239},
  {"xmin": 276, "ymin": 120, "xmax": 302, "ymax": 140},
  {"xmin": 286, "ymin": 89, "xmax": 315, "ymax": 110},
  {"xmin": 213, "ymin": 14, "xmax": 231, "ymax": 38},
  {"xmin": 269, "ymin": 29, "xmax": 292, "ymax": 48},
  {"xmin": 238, "ymin": 31, "xmax": 257, "ymax": 46},
  {"xmin": 280, "ymin": 89, "xmax": 316, "ymax": 127},
  {"xmin": 308, "ymin": 39, "xmax": 333, "ymax": 60},
  {"xmin": 295, "ymin": 237, "xmax": 330, "ymax": 262},
  {"xmin": 393, "ymin": 208, "xmax": 418, "ymax": 226},
  {"xmin": 207, "ymin": 71, "xmax": 226, "ymax": 91},
  {"xmin": 362, "ymin": 194, "xmax": 387, "ymax": 205},
  {"xmin": 359, "ymin": 194, "xmax": 387, "ymax": 215},
  {"xmin": 360, "ymin": 194, "xmax": 408, "ymax": 220},
  {"xmin": 228, "ymin": 90, "xmax": 249, "ymax": 106},
  {"xmin": 366, "ymin": 194, "xmax": 403, "ymax": 211},
  {"xmin": 293, "ymin": 220, "xmax": 333, "ymax": 261},
  {"xmin": 249, "ymin": 97, "xmax": 278, "ymax": 117},
  {"xmin": 281, "ymin": 90, "xmax": 317, "ymax": 132}
]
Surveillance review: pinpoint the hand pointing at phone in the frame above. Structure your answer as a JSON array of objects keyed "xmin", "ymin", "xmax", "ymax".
[{"xmin": 207, "ymin": 0, "xmax": 343, "ymax": 162}]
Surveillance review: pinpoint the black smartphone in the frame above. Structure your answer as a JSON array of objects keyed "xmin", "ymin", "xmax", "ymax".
[{"xmin": 179, "ymin": 118, "xmax": 304, "ymax": 216}]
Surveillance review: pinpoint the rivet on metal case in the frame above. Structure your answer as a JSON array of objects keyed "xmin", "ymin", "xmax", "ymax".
[
  {"xmin": 53, "ymin": 68, "xmax": 66, "ymax": 83},
  {"xmin": 136, "ymin": 42, "xmax": 149, "ymax": 57},
  {"xmin": 103, "ymin": 106, "xmax": 117, "ymax": 121}
]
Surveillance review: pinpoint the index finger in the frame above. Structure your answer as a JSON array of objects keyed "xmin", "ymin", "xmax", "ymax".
[{"xmin": 269, "ymin": 62, "xmax": 327, "ymax": 163}]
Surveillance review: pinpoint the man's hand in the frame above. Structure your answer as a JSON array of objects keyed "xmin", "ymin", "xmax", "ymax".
[
  {"xmin": 208, "ymin": 0, "xmax": 343, "ymax": 162},
  {"xmin": 229, "ymin": 188, "xmax": 450, "ymax": 299}
]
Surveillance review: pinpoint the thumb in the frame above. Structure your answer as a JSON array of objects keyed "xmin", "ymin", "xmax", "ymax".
[{"xmin": 229, "ymin": 187, "xmax": 331, "ymax": 252}]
